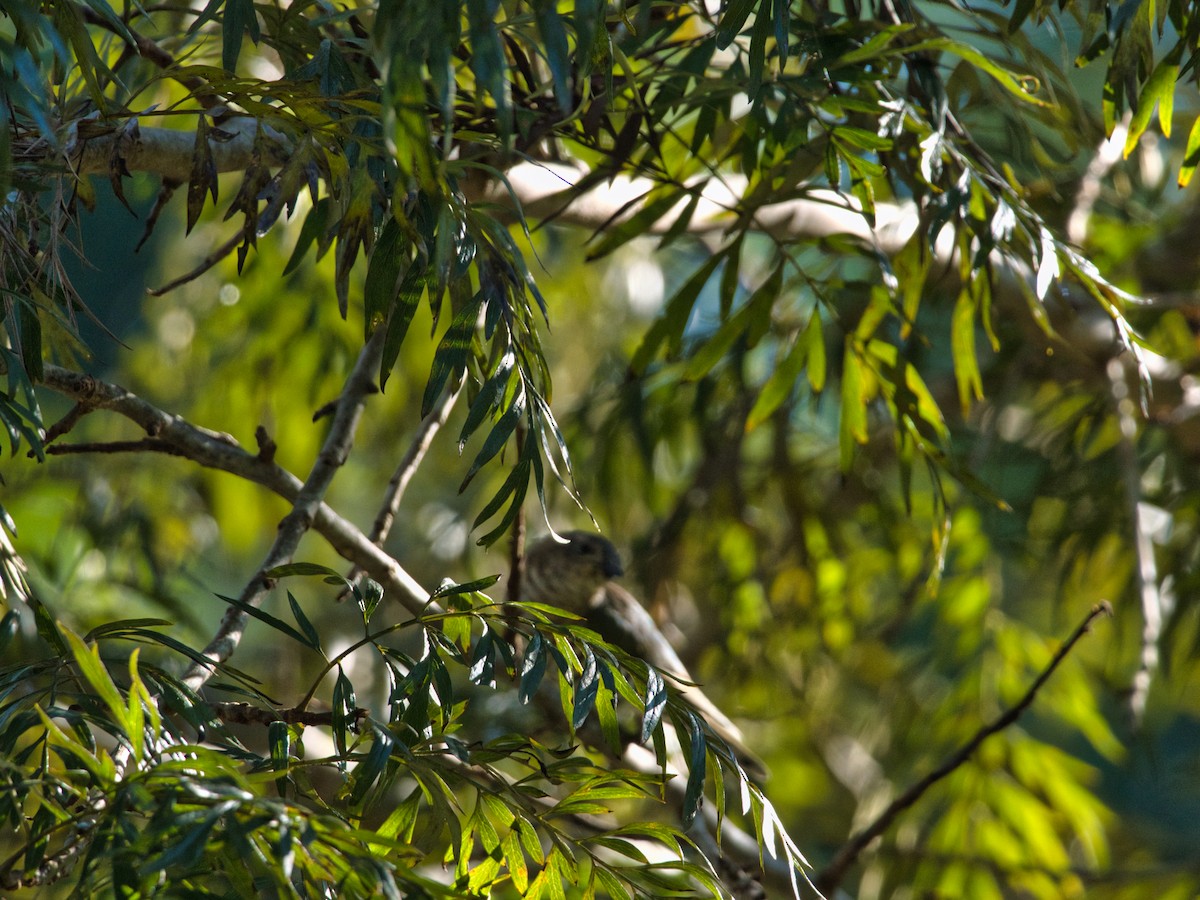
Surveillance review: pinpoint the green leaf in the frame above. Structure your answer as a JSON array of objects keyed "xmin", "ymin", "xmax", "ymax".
[
  {"xmin": 1179, "ymin": 114, "xmax": 1200, "ymax": 187},
  {"xmin": 287, "ymin": 591, "xmax": 322, "ymax": 652},
  {"xmin": 631, "ymin": 252, "xmax": 724, "ymax": 373},
  {"xmin": 572, "ymin": 646, "xmax": 600, "ymax": 730},
  {"xmin": 587, "ymin": 188, "xmax": 685, "ymax": 260},
  {"xmin": 348, "ymin": 725, "xmax": 394, "ymax": 807},
  {"xmin": 63, "ymin": 628, "xmax": 130, "ymax": 735},
  {"xmin": 364, "ymin": 217, "xmax": 407, "ymax": 337},
  {"xmin": 533, "ymin": 0, "xmax": 571, "ymax": 114},
  {"xmin": 214, "ymin": 592, "xmax": 312, "ymax": 648},
  {"xmin": 681, "ymin": 712, "xmax": 706, "ymax": 828},
  {"xmin": 838, "ymin": 340, "xmax": 869, "ymax": 472},
  {"xmin": 268, "ymin": 719, "xmax": 290, "ymax": 776},
  {"xmin": 1125, "ymin": 56, "xmax": 1179, "ymax": 154},
  {"xmin": 380, "ymin": 262, "xmax": 433, "ymax": 389},
  {"xmin": 683, "ymin": 261, "xmax": 782, "ymax": 381},
  {"xmin": 520, "ymin": 632, "xmax": 549, "ymax": 703},
  {"xmin": 422, "ymin": 294, "xmax": 481, "ymax": 417},
  {"xmin": 465, "ymin": 0, "xmax": 512, "ymax": 141},
  {"xmin": 470, "ymin": 626, "xmax": 497, "ymax": 687},
  {"xmin": 717, "ymin": 0, "xmax": 760, "ymax": 50},
  {"xmin": 222, "ymin": 0, "xmax": 259, "ymax": 73},
  {"xmin": 283, "ymin": 198, "xmax": 329, "ymax": 275},
  {"xmin": 459, "ymin": 388, "xmax": 526, "ymax": 492},
  {"xmin": 951, "ymin": 290, "xmax": 983, "ymax": 412},
  {"xmin": 641, "ymin": 667, "xmax": 667, "ymax": 743},
  {"xmin": 747, "ymin": 329, "xmax": 810, "ymax": 430},
  {"xmin": 187, "ymin": 115, "xmax": 217, "ymax": 235},
  {"xmin": 431, "ymin": 574, "xmax": 502, "ymax": 600},
  {"xmin": 266, "ymin": 562, "xmax": 347, "ymax": 585}
]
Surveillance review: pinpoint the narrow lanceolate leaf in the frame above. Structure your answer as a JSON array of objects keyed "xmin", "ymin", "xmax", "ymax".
[
  {"xmin": 641, "ymin": 667, "xmax": 667, "ymax": 743},
  {"xmin": 716, "ymin": 0, "xmax": 760, "ymax": 50},
  {"xmin": 839, "ymin": 340, "xmax": 867, "ymax": 471},
  {"xmin": 681, "ymin": 712, "xmax": 707, "ymax": 827},
  {"xmin": 1125, "ymin": 56, "xmax": 1179, "ymax": 155},
  {"xmin": 381, "ymin": 262, "xmax": 432, "ymax": 389},
  {"xmin": 287, "ymin": 592, "xmax": 322, "ymax": 652},
  {"xmin": 459, "ymin": 351, "xmax": 516, "ymax": 449},
  {"xmin": 683, "ymin": 261, "xmax": 782, "ymax": 381},
  {"xmin": 572, "ymin": 646, "xmax": 600, "ymax": 730},
  {"xmin": 950, "ymin": 290, "xmax": 983, "ymax": 412},
  {"xmin": 465, "ymin": 0, "xmax": 512, "ymax": 140},
  {"xmin": 222, "ymin": 0, "xmax": 260, "ymax": 73},
  {"xmin": 364, "ymin": 217, "xmax": 407, "ymax": 337},
  {"xmin": 631, "ymin": 252, "xmax": 724, "ymax": 373},
  {"xmin": 587, "ymin": 188, "xmax": 683, "ymax": 260},
  {"xmin": 422, "ymin": 294, "xmax": 481, "ymax": 417},
  {"xmin": 1180, "ymin": 114, "xmax": 1200, "ymax": 187},
  {"xmin": 747, "ymin": 329, "xmax": 810, "ymax": 430},
  {"xmin": 459, "ymin": 388, "xmax": 525, "ymax": 492},
  {"xmin": 533, "ymin": 0, "xmax": 571, "ymax": 114},
  {"xmin": 63, "ymin": 628, "xmax": 130, "ymax": 736},
  {"xmin": 520, "ymin": 631, "xmax": 548, "ymax": 703},
  {"xmin": 187, "ymin": 115, "xmax": 217, "ymax": 234}
]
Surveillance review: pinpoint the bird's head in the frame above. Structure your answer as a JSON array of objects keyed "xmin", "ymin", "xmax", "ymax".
[{"xmin": 522, "ymin": 530, "xmax": 625, "ymax": 610}]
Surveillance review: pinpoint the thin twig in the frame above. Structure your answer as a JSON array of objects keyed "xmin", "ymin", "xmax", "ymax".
[
  {"xmin": 46, "ymin": 439, "xmax": 189, "ymax": 457},
  {"xmin": 39, "ymin": 364, "xmax": 434, "ymax": 618},
  {"xmin": 337, "ymin": 375, "xmax": 463, "ymax": 599},
  {"xmin": 41, "ymin": 401, "xmax": 93, "ymax": 444},
  {"xmin": 146, "ymin": 231, "xmax": 242, "ymax": 296},
  {"xmin": 180, "ymin": 329, "xmax": 387, "ymax": 691},
  {"xmin": 370, "ymin": 376, "xmax": 463, "ymax": 546},
  {"xmin": 814, "ymin": 601, "xmax": 1113, "ymax": 895}
]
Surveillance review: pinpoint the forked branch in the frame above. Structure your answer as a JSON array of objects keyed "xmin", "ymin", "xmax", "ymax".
[{"xmin": 814, "ymin": 601, "xmax": 1112, "ymax": 894}]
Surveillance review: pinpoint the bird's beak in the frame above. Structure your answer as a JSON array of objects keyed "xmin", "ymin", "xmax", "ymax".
[{"xmin": 602, "ymin": 547, "xmax": 624, "ymax": 579}]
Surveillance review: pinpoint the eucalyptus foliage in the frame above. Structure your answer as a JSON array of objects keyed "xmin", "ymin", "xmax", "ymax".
[{"xmin": 1, "ymin": 0, "xmax": 1198, "ymax": 898}]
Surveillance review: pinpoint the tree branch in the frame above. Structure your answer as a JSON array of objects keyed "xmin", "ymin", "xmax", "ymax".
[
  {"xmin": 814, "ymin": 601, "xmax": 1113, "ymax": 895},
  {"xmin": 178, "ymin": 328, "xmax": 386, "ymax": 690},
  {"xmin": 38, "ymin": 363, "xmax": 434, "ymax": 620}
]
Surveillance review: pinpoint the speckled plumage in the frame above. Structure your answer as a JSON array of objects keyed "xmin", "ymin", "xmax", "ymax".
[{"xmin": 523, "ymin": 531, "xmax": 764, "ymax": 778}]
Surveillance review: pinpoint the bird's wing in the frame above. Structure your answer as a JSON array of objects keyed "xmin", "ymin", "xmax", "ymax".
[{"xmin": 589, "ymin": 583, "xmax": 765, "ymax": 779}]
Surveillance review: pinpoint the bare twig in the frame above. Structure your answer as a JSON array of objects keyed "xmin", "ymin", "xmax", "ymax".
[
  {"xmin": 179, "ymin": 329, "xmax": 387, "ymax": 690},
  {"xmin": 38, "ymin": 362, "xmax": 433, "ymax": 617},
  {"xmin": 337, "ymin": 375, "xmax": 463, "ymax": 600},
  {"xmin": 814, "ymin": 601, "xmax": 1113, "ymax": 895},
  {"xmin": 42, "ymin": 401, "xmax": 93, "ymax": 444},
  {"xmin": 145, "ymin": 231, "xmax": 243, "ymax": 296},
  {"xmin": 368, "ymin": 377, "xmax": 463, "ymax": 547},
  {"xmin": 46, "ymin": 438, "xmax": 189, "ymax": 457}
]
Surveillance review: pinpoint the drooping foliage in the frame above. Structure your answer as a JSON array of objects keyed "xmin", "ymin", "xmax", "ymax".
[{"xmin": 1, "ymin": 0, "xmax": 1199, "ymax": 897}]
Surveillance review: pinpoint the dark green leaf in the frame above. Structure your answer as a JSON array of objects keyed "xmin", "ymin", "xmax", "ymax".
[
  {"xmin": 717, "ymin": 0, "xmax": 760, "ymax": 50},
  {"xmin": 348, "ymin": 725, "xmax": 394, "ymax": 807},
  {"xmin": 681, "ymin": 712, "xmax": 706, "ymax": 828},
  {"xmin": 214, "ymin": 592, "xmax": 311, "ymax": 648},
  {"xmin": 431, "ymin": 574, "xmax": 502, "ymax": 600},
  {"xmin": 533, "ymin": 0, "xmax": 572, "ymax": 114},
  {"xmin": 572, "ymin": 646, "xmax": 600, "ymax": 730},
  {"xmin": 287, "ymin": 591, "xmax": 322, "ymax": 652},
  {"xmin": 520, "ymin": 631, "xmax": 548, "ymax": 703},
  {"xmin": 364, "ymin": 217, "xmax": 407, "ymax": 338},
  {"xmin": 422, "ymin": 293, "xmax": 481, "ymax": 417}
]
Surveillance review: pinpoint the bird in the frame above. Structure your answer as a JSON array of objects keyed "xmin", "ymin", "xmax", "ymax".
[{"xmin": 522, "ymin": 530, "xmax": 765, "ymax": 778}]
